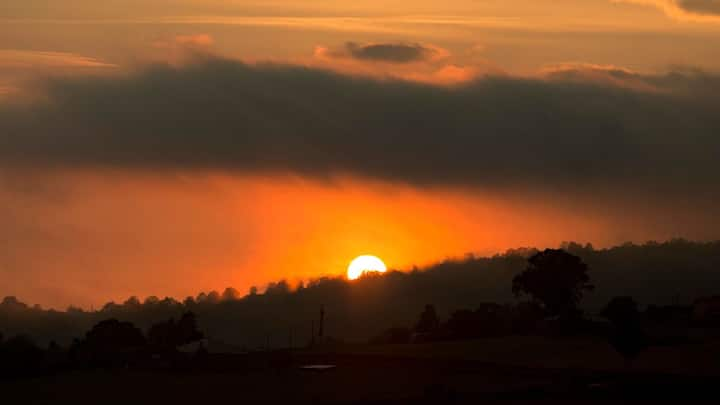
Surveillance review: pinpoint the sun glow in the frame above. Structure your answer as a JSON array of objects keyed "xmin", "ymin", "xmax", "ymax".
[{"xmin": 347, "ymin": 255, "xmax": 387, "ymax": 280}]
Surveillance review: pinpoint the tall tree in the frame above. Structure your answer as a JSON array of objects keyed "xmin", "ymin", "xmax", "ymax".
[{"xmin": 512, "ymin": 249, "xmax": 593, "ymax": 318}]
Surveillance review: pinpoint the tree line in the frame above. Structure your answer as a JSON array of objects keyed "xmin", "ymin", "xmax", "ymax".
[
  {"xmin": 0, "ymin": 311, "xmax": 204, "ymax": 378},
  {"xmin": 371, "ymin": 249, "xmax": 658, "ymax": 367},
  {"xmin": 1, "ymin": 239, "xmax": 719, "ymax": 350}
]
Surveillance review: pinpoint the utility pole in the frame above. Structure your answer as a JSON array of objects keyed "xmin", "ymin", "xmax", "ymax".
[
  {"xmin": 318, "ymin": 304, "xmax": 325, "ymax": 341},
  {"xmin": 311, "ymin": 320, "xmax": 315, "ymax": 346}
]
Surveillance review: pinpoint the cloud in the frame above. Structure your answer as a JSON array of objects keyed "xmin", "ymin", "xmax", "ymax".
[
  {"xmin": 0, "ymin": 50, "xmax": 117, "ymax": 100},
  {"xmin": 322, "ymin": 42, "xmax": 445, "ymax": 64},
  {"xmin": 311, "ymin": 42, "xmax": 479, "ymax": 84},
  {"xmin": 401, "ymin": 64, "xmax": 482, "ymax": 85},
  {"xmin": 150, "ymin": 34, "xmax": 217, "ymax": 66},
  {"xmin": 0, "ymin": 57, "xmax": 719, "ymax": 200},
  {"xmin": 678, "ymin": 0, "xmax": 720, "ymax": 14},
  {"xmin": 540, "ymin": 63, "xmax": 664, "ymax": 92},
  {"xmin": 0, "ymin": 85, "xmax": 18, "ymax": 96},
  {"xmin": 0, "ymin": 50, "xmax": 116, "ymax": 69},
  {"xmin": 175, "ymin": 34, "xmax": 215, "ymax": 47},
  {"xmin": 153, "ymin": 34, "xmax": 215, "ymax": 50},
  {"xmin": 617, "ymin": 0, "xmax": 720, "ymax": 21}
]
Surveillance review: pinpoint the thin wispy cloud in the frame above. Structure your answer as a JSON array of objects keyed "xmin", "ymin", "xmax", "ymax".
[
  {"xmin": 0, "ymin": 50, "xmax": 116, "ymax": 69},
  {"xmin": 0, "ymin": 14, "xmax": 682, "ymax": 35}
]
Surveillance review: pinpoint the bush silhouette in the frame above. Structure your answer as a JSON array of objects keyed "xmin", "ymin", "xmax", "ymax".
[
  {"xmin": 415, "ymin": 304, "xmax": 440, "ymax": 334},
  {"xmin": 0, "ymin": 335, "xmax": 45, "ymax": 377},
  {"xmin": 446, "ymin": 303, "xmax": 506, "ymax": 339},
  {"xmin": 602, "ymin": 296, "xmax": 648, "ymax": 367}
]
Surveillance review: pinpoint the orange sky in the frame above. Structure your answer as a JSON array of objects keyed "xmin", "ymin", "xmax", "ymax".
[
  {"xmin": 3, "ymin": 0, "xmax": 720, "ymax": 91},
  {"xmin": 2, "ymin": 1, "xmax": 720, "ymax": 308},
  {"xmin": 2, "ymin": 171, "xmax": 716, "ymax": 309}
]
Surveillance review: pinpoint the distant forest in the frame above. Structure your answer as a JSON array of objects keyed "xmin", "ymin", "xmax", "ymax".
[{"xmin": 2, "ymin": 239, "xmax": 719, "ymax": 348}]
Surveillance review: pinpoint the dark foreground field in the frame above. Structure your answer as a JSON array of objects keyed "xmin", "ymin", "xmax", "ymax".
[{"xmin": 3, "ymin": 337, "xmax": 719, "ymax": 404}]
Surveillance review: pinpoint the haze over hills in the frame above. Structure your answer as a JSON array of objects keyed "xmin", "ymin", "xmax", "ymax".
[
  {"xmin": 2, "ymin": 239, "xmax": 718, "ymax": 348},
  {"xmin": 4, "ymin": 1, "xmax": 720, "ymax": 401}
]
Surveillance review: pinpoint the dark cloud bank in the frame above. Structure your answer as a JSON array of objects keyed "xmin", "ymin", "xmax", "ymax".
[
  {"xmin": 1, "ymin": 58, "xmax": 719, "ymax": 199},
  {"xmin": 678, "ymin": 0, "xmax": 720, "ymax": 15}
]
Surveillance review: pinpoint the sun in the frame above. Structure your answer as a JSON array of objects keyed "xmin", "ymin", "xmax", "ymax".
[{"xmin": 347, "ymin": 255, "xmax": 387, "ymax": 280}]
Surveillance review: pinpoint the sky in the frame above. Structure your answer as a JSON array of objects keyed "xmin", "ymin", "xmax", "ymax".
[{"xmin": 1, "ymin": 0, "xmax": 720, "ymax": 309}]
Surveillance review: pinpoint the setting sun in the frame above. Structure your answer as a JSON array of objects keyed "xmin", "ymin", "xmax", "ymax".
[{"xmin": 347, "ymin": 255, "xmax": 387, "ymax": 280}]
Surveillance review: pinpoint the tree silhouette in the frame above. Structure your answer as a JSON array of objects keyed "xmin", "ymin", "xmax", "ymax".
[
  {"xmin": 446, "ymin": 309, "xmax": 481, "ymax": 339},
  {"xmin": 1, "ymin": 296, "xmax": 28, "ymax": 311},
  {"xmin": 2, "ymin": 240, "xmax": 719, "ymax": 349},
  {"xmin": 176, "ymin": 312, "xmax": 204, "ymax": 345},
  {"xmin": 65, "ymin": 314, "xmax": 203, "ymax": 368},
  {"xmin": 0, "ymin": 335, "xmax": 44, "ymax": 377},
  {"xmin": 512, "ymin": 249, "xmax": 593, "ymax": 318},
  {"xmin": 206, "ymin": 291, "xmax": 221, "ymax": 303},
  {"xmin": 48, "ymin": 340, "xmax": 61, "ymax": 352},
  {"xmin": 85, "ymin": 319, "xmax": 146, "ymax": 349},
  {"xmin": 415, "ymin": 304, "xmax": 440, "ymax": 333},
  {"xmin": 147, "ymin": 318, "xmax": 177, "ymax": 348},
  {"xmin": 447, "ymin": 303, "xmax": 505, "ymax": 339},
  {"xmin": 148, "ymin": 311, "xmax": 204, "ymax": 349},
  {"xmin": 79, "ymin": 319, "xmax": 146, "ymax": 366},
  {"xmin": 602, "ymin": 296, "xmax": 648, "ymax": 367},
  {"xmin": 222, "ymin": 287, "xmax": 241, "ymax": 301},
  {"xmin": 602, "ymin": 296, "xmax": 640, "ymax": 327}
]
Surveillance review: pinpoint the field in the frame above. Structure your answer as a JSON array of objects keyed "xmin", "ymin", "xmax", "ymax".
[{"xmin": 3, "ymin": 336, "xmax": 719, "ymax": 404}]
